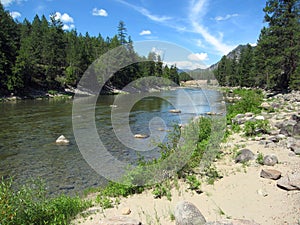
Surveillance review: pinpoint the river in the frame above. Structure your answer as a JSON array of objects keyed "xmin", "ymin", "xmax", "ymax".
[{"xmin": 0, "ymin": 88, "xmax": 224, "ymax": 196}]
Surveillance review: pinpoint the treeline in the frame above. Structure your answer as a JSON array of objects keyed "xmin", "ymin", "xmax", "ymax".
[
  {"xmin": 0, "ymin": 3, "xmax": 180, "ymax": 96},
  {"xmin": 214, "ymin": 0, "xmax": 300, "ymax": 91}
]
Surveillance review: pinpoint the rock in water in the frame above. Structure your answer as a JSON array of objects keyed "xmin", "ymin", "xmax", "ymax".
[
  {"xmin": 235, "ymin": 149, "xmax": 255, "ymax": 163},
  {"xmin": 263, "ymin": 155, "xmax": 278, "ymax": 166},
  {"xmin": 134, "ymin": 134, "xmax": 149, "ymax": 139},
  {"xmin": 175, "ymin": 201, "xmax": 206, "ymax": 225},
  {"xmin": 169, "ymin": 109, "xmax": 181, "ymax": 113},
  {"xmin": 260, "ymin": 169, "xmax": 281, "ymax": 180},
  {"xmin": 55, "ymin": 135, "xmax": 70, "ymax": 145}
]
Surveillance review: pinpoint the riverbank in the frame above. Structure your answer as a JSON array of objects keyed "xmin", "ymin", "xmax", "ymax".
[{"xmin": 73, "ymin": 88, "xmax": 300, "ymax": 225}]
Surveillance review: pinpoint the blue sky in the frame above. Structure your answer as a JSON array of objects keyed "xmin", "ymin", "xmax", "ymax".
[{"xmin": 2, "ymin": 0, "xmax": 267, "ymax": 69}]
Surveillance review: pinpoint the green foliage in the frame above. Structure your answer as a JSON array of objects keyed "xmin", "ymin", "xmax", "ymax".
[
  {"xmin": 152, "ymin": 182, "xmax": 172, "ymax": 201},
  {"xmin": 204, "ymin": 165, "xmax": 222, "ymax": 185},
  {"xmin": 48, "ymin": 90, "xmax": 58, "ymax": 95},
  {"xmin": 0, "ymin": 178, "xmax": 91, "ymax": 225},
  {"xmin": 186, "ymin": 174, "xmax": 201, "ymax": 191},
  {"xmin": 256, "ymin": 152, "xmax": 264, "ymax": 165},
  {"xmin": 98, "ymin": 181, "xmax": 144, "ymax": 198},
  {"xmin": 96, "ymin": 195, "xmax": 113, "ymax": 209},
  {"xmin": 244, "ymin": 120, "xmax": 270, "ymax": 137},
  {"xmin": 226, "ymin": 88, "xmax": 264, "ymax": 123}
]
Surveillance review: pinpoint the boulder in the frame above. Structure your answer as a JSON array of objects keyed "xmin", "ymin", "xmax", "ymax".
[
  {"xmin": 263, "ymin": 155, "xmax": 278, "ymax": 166},
  {"xmin": 260, "ymin": 169, "xmax": 281, "ymax": 180},
  {"xmin": 55, "ymin": 135, "xmax": 70, "ymax": 145},
  {"xmin": 235, "ymin": 149, "xmax": 255, "ymax": 163},
  {"xmin": 175, "ymin": 201, "xmax": 206, "ymax": 225},
  {"xmin": 205, "ymin": 219, "xmax": 260, "ymax": 225},
  {"xmin": 99, "ymin": 216, "xmax": 142, "ymax": 225},
  {"xmin": 279, "ymin": 120, "xmax": 297, "ymax": 136},
  {"xmin": 286, "ymin": 137, "xmax": 300, "ymax": 154},
  {"xmin": 277, "ymin": 172, "xmax": 300, "ymax": 191},
  {"xmin": 290, "ymin": 140, "xmax": 300, "ymax": 155}
]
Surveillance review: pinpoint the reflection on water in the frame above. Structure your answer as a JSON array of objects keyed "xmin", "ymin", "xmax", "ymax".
[{"xmin": 0, "ymin": 88, "xmax": 224, "ymax": 195}]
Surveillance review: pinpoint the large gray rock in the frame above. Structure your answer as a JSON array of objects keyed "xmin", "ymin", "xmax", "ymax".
[
  {"xmin": 279, "ymin": 120, "xmax": 298, "ymax": 136},
  {"xmin": 99, "ymin": 216, "xmax": 142, "ymax": 225},
  {"xmin": 260, "ymin": 169, "xmax": 281, "ymax": 180},
  {"xmin": 263, "ymin": 155, "xmax": 278, "ymax": 166},
  {"xmin": 205, "ymin": 219, "xmax": 260, "ymax": 225},
  {"xmin": 286, "ymin": 137, "xmax": 300, "ymax": 154},
  {"xmin": 175, "ymin": 201, "xmax": 206, "ymax": 225},
  {"xmin": 277, "ymin": 172, "xmax": 300, "ymax": 191},
  {"xmin": 290, "ymin": 138, "xmax": 300, "ymax": 154},
  {"xmin": 235, "ymin": 149, "xmax": 255, "ymax": 163}
]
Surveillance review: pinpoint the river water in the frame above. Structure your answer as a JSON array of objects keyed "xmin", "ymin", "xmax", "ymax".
[{"xmin": 0, "ymin": 88, "xmax": 224, "ymax": 196}]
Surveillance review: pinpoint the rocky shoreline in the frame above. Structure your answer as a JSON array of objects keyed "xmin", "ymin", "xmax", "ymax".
[{"xmin": 72, "ymin": 88, "xmax": 300, "ymax": 225}]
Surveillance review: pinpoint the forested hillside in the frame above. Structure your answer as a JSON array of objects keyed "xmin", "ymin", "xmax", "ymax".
[
  {"xmin": 214, "ymin": 0, "xmax": 300, "ymax": 91},
  {"xmin": 0, "ymin": 3, "xmax": 180, "ymax": 96}
]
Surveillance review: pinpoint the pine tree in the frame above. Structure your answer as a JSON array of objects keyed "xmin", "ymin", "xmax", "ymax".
[
  {"xmin": 254, "ymin": 0, "xmax": 300, "ymax": 91},
  {"xmin": 0, "ymin": 2, "xmax": 19, "ymax": 93},
  {"xmin": 117, "ymin": 21, "xmax": 127, "ymax": 45}
]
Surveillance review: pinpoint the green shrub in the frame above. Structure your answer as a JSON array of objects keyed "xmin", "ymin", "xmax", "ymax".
[
  {"xmin": 186, "ymin": 174, "xmax": 201, "ymax": 191},
  {"xmin": 256, "ymin": 152, "xmax": 264, "ymax": 165},
  {"xmin": 226, "ymin": 89, "xmax": 264, "ymax": 124},
  {"xmin": 244, "ymin": 120, "xmax": 270, "ymax": 136},
  {"xmin": 48, "ymin": 90, "xmax": 58, "ymax": 95},
  {"xmin": 0, "ymin": 178, "xmax": 91, "ymax": 225}
]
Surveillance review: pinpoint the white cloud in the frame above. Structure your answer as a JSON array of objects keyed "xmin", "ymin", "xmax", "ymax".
[
  {"xmin": 188, "ymin": 53, "xmax": 209, "ymax": 61},
  {"xmin": 165, "ymin": 61, "xmax": 207, "ymax": 70},
  {"xmin": 62, "ymin": 24, "xmax": 75, "ymax": 30},
  {"xmin": 188, "ymin": 0, "xmax": 235, "ymax": 55},
  {"xmin": 215, "ymin": 13, "xmax": 238, "ymax": 21},
  {"xmin": 54, "ymin": 12, "xmax": 74, "ymax": 23},
  {"xmin": 250, "ymin": 42, "xmax": 257, "ymax": 47},
  {"xmin": 139, "ymin": 30, "xmax": 151, "ymax": 35},
  {"xmin": 1, "ymin": 0, "xmax": 24, "ymax": 7},
  {"xmin": 9, "ymin": 11, "xmax": 21, "ymax": 19},
  {"xmin": 92, "ymin": 8, "xmax": 108, "ymax": 17},
  {"xmin": 116, "ymin": 0, "xmax": 171, "ymax": 22},
  {"xmin": 53, "ymin": 12, "xmax": 75, "ymax": 30}
]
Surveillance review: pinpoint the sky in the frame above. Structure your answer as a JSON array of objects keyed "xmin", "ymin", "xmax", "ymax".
[{"xmin": 2, "ymin": 0, "xmax": 267, "ymax": 69}]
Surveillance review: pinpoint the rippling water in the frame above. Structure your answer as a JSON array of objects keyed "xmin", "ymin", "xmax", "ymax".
[{"xmin": 0, "ymin": 88, "xmax": 224, "ymax": 195}]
